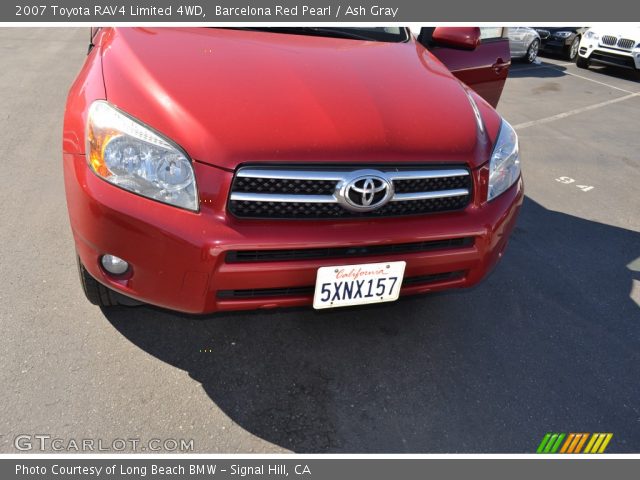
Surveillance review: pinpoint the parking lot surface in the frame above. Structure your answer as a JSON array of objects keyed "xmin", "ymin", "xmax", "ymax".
[{"xmin": 0, "ymin": 29, "xmax": 638, "ymax": 453}]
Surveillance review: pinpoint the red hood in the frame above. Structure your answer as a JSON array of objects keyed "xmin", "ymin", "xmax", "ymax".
[{"xmin": 100, "ymin": 28, "xmax": 500, "ymax": 170}]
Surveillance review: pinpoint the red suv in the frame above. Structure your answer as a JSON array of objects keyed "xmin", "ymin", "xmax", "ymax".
[{"xmin": 63, "ymin": 27, "xmax": 522, "ymax": 313}]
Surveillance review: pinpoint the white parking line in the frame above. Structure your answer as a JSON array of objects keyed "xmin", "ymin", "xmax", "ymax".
[
  {"xmin": 540, "ymin": 62, "xmax": 576, "ymax": 67},
  {"xmin": 555, "ymin": 68, "xmax": 637, "ymax": 94},
  {"xmin": 550, "ymin": 62, "xmax": 578, "ymax": 67},
  {"xmin": 513, "ymin": 92, "xmax": 640, "ymax": 130}
]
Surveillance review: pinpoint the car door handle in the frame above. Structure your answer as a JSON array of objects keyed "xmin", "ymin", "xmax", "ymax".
[{"xmin": 492, "ymin": 59, "xmax": 510, "ymax": 74}]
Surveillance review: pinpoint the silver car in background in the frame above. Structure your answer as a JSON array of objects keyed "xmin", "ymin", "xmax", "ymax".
[{"xmin": 508, "ymin": 27, "xmax": 541, "ymax": 63}]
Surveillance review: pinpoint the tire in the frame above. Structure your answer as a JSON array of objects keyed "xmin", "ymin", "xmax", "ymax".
[
  {"xmin": 525, "ymin": 39, "xmax": 540, "ymax": 64},
  {"xmin": 567, "ymin": 36, "xmax": 580, "ymax": 61},
  {"xmin": 576, "ymin": 55, "xmax": 589, "ymax": 69},
  {"xmin": 77, "ymin": 256, "xmax": 124, "ymax": 307}
]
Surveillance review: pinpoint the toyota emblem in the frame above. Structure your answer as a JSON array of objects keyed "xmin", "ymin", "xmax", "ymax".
[{"xmin": 336, "ymin": 170, "xmax": 394, "ymax": 212}]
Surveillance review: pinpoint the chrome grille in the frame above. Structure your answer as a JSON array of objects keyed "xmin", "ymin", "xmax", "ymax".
[
  {"xmin": 228, "ymin": 166, "xmax": 472, "ymax": 219},
  {"xmin": 536, "ymin": 29, "xmax": 550, "ymax": 39},
  {"xmin": 617, "ymin": 38, "xmax": 635, "ymax": 50},
  {"xmin": 600, "ymin": 36, "xmax": 636, "ymax": 51}
]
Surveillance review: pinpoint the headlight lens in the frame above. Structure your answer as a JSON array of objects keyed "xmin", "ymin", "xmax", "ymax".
[
  {"xmin": 585, "ymin": 30, "xmax": 599, "ymax": 40},
  {"xmin": 488, "ymin": 120, "xmax": 520, "ymax": 201},
  {"xmin": 555, "ymin": 31, "xmax": 572, "ymax": 38},
  {"xmin": 86, "ymin": 101, "xmax": 198, "ymax": 211}
]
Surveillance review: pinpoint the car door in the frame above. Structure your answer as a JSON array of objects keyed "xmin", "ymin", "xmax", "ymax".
[{"xmin": 418, "ymin": 27, "xmax": 511, "ymax": 108}]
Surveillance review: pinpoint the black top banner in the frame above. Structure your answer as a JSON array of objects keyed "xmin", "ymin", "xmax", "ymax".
[{"xmin": 3, "ymin": 0, "xmax": 638, "ymax": 22}]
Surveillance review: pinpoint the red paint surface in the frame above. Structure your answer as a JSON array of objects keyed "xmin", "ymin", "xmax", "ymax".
[{"xmin": 63, "ymin": 28, "xmax": 522, "ymax": 313}]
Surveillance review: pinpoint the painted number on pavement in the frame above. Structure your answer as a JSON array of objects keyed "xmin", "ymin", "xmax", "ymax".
[{"xmin": 555, "ymin": 177, "xmax": 594, "ymax": 192}]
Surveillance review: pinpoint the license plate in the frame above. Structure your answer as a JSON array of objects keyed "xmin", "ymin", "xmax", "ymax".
[{"xmin": 313, "ymin": 261, "xmax": 406, "ymax": 309}]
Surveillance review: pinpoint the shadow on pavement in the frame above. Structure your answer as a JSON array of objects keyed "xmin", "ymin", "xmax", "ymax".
[
  {"xmin": 102, "ymin": 197, "xmax": 640, "ymax": 453},
  {"xmin": 513, "ymin": 56, "xmax": 640, "ymax": 83},
  {"xmin": 583, "ymin": 64, "xmax": 640, "ymax": 83},
  {"xmin": 509, "ymin": 62, "xmax": 568, "ymax": 78}
]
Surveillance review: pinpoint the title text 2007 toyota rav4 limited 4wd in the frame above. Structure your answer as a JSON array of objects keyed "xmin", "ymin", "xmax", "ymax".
[{"xmin": 63, "ymin": 27, "xmax": 523, "ymax": 313}]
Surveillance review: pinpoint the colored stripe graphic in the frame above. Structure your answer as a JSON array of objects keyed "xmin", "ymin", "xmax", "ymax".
[
  {"xmin": 537, "ymin": 433, "xmax": 552, "ymax": 453},
  {"xmin": 544, "ymin": 434, "xmax": 559, "ymax": 453},
  {"xmin": 597, "ymin": 433, "xmax": 613, "ymax": 453},
  {"xmin": 574, "ymin": 433, "xmax": 589, "ymax": 453},
  {"xmin": 537, "ymin": 433, "xmax": 565, "ymax": 453},
  {"xmin": 585, "ymin": 433, "xmax": 614, "ymax": 453},
  {"xmin": 568, "ymin": 433, "xmax": 582, "ymax": 453},
  {"xmin": 560, "ymin": 433, "xmax": 575, "ymax": 453},
  {"xmin": 550, "ymin": 433, "xmax": 565, "ymax": 453},
  {"xmin": 567, "ymin": 433, "xmax": 582, "ymax": 453},
  {"xmin": 537, "ymin": 433, "xmax": 613, "ymax": 453},
  {"xmin": 584, "ymin": 433, "xmax": 598, "ymax": 453},
  {"xmin": 592, "ymin": 434, "xmax": 607, "ymax": 453}
]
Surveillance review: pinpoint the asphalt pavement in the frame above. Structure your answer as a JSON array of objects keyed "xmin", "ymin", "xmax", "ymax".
[{"xmin": 0, "ymin": 28, "xmax": 638, "ymax": 453}]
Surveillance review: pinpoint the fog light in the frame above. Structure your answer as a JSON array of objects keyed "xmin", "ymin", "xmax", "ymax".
[{"xmin": 101, "ymin": 254, "xmax": 129, "ymax": 275}]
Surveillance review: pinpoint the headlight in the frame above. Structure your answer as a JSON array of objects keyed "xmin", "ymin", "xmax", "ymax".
[
  {"xmin": 488, "ymin": 120, "xmax": 520, "ymax": 201},
  {"xmin": 555, "ymin": 31, "xmax": 572, "ymax": 38},
  {"xmin": 585, "ymin": 30, "xmax": 599, "ymax": 40},
  {"xmin": 86, "ymin": 101, "xmax": 198, "ymax": 211}
]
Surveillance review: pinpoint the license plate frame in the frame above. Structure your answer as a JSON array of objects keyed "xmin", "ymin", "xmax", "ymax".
[{"xmin": 313, "ymin": 261, "xmax": 406, "ymax": 310}]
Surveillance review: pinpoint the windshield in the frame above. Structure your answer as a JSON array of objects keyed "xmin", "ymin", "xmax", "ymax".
[{"xmin": 228, "ymin": 27, "xmax": 410, "ymax": 43}]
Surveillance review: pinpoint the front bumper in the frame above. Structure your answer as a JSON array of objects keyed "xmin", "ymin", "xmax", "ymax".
[
  {"xmin": 579, "ymin": 42, "xmax": 640, "ymax": 70},
  {"xmin": 64, "ymin": 153, "xmax": 524, "ymax": 314},
  {"xmin": 540, "ymin": 38, "xmax": 571, "ymax": 52}
]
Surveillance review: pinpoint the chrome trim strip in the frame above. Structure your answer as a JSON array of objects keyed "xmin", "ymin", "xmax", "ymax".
[
  {"xmin": 392, "ymin": 188, "xmax": 470, "ymax": 202},
  {"xmin": 236, "ymin": 168, "xmax": 469, "ymax": 181},
  {"xmin": 236, "ymin": 169, "xmax": 345, "ymax": 181},
  {"xmin": 230, "ymin": 192, "xmax": 337, "ymax": 203},
  {"xmin": 387, "ymin": 169, "xmax": 469, "ymax": 181},
  {"xmin": 231, "ymin": 189, "xmax": 470, "ymax": 204}
]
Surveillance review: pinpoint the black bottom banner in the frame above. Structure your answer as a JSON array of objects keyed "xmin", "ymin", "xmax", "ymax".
[{"xmin": 3, "ymin": 458, "xmax": 638, "ymax": 480}]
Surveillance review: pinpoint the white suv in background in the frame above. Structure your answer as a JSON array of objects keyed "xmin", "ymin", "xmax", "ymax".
[{"xmin": 577, "ymin": 26, "xmax": 640, "ymax": 72}]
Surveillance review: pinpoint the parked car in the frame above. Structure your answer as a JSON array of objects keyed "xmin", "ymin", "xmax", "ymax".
[
  {"xmin": 577, "ymin": 26, "xmax": 640, "ymax": 72},
  {"xmin": 63, "ymin": 27, "xmax": 523, "ymax": 313},
  {"xmin": 508, "ymin": 27, "xmax": 541, "ymax": 63},
  {"xmin": 533, "ymin": 27, "xmax": 586, "ymax": 61}
]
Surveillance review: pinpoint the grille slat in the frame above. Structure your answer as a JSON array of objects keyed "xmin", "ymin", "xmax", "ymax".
[
  {"xmin": 217, "ymin": 271, "xmax": 466, "ymax": 299},
  {"xmin": 228, "ymin": 166, "xmax": 472, "ymax": 219},
  {"xmin": 233, "ymin": 177, "xmax": 336, "ymax": 195},
  {"xmin": 229, "ymin": 195, "xmax": 469, "ymax": 218},
  {"xmin": 393, "ymin": 176, "xmax": 469, "ymax": 193},
  {"xmin": 226, "ymin": 237, "xmax": 474, "ymax": 263}
]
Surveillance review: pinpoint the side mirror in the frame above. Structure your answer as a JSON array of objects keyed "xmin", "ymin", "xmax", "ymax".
[{"xmin": 431, "ymin": 27, "xmax": 481, "ymax": 50}]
